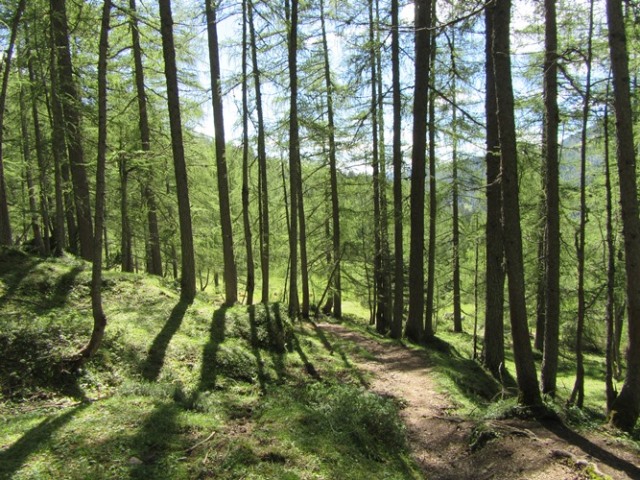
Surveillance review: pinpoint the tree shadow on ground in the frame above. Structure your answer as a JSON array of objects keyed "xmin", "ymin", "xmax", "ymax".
[
  {"xmin": 0, "ymin": 403, "xmax": 88, "ymax": 479},
  {"xmin": 425, "ymin": 335, "xmax": 517, "ymax": 403},
  {"xmin": 141, "ymin": 300, "xmax": 190, "ymax": 381},
  {"xmin": 199, "ymin": 306, "xmax": 228, "ymax": 391},
  {"xmin": 310, "ymin": 320, "xmax": 369, "ymax": 387},
  {"xmin": 128, "ymin": 402, "xmax": 181, "ymax": 479},
  {"xmin": 540, "ymin": 419, "xmax": 640, "ymax": 478},
  {"xmin": 272, "ymin": 304, "xmax": 321, "ymax": 380},
  {"xmin": 0, "ymin": 250, "xmax": 42, "ymax": 309},
  {"xmin": 248, "ymin": 304, "xmax": 268, "ymax": 393}
]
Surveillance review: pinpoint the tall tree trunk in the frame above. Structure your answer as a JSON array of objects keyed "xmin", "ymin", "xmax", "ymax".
[
  {"xmin": 406, "ymin": 0, "xmax": 432, "ymax": 342},
  {"xmin": 76, "ymin": 0, "xmax": 111, "ymax": 365},
  {"xmin": 51, "ymin": 0, "xmax": 94, "ymax": 261},
  {"xmin": 47, "ymin": 28, "xmax": 70, "ymax": 256},
  {"xmin": 607, "ymin": 0, "xmax": 640, "ymax": 432},
  {"xmin": 540, "ymin": 0, "xmax": 561, "ymax": 397},
  {"xmin": 129, "ymin": 0, "xmax": 162, "ymax": 276},
  {"xmin": 603, "ymin": 95, "xmax": 618, "ymax": 411},
  {"xmin": 390, "ymin": 0, "xmax": 403, "ymax": 339},
  {"xmin": 119, "ymin": 154, "xmax": 134, "ymax": 272},
  {"xmin": 248, "ymin": 0, "xmax": 270, "ymax": 303},
  {"xmin": 370, "ymin": 0, "xmax": 387, "ymax": 334},
  {"xmin": 158, "ymin": 0, "xmax": 196, "ymax": 303},
  {"xmin": 206, "ymin": 0, "xmax": 238, "ymax": 306},
  {"xmin": 482, "ymin": 0, "xmax": 505, "ymax": 379},
  {"xmin": 492, "ymin": 0, "xmax": 541, "ymax": 407},
  {"xmin": 241, "ymin": 0, "xmax": 254, "ymax": 305},
  {"xmin": 320, "ymin": 0, "xmax": 341, "ymax": 318},
  {"xmin": 448, "ymin": 30, "xmax": 462, "ymax": 334},
  {"xmin": 0, "ymin": 0, "xmax": 26, "ymax": 246},
  {"xmin": 569, "ymin": 0, "xmax": 594, "ymax": 409},
  {"xmin": 27, "ymin": 54, "xmax": 52, "ymax": 256},
  {"xmin": 424, "ymin": 0, "xmax": 437, "ymax": 339},
  {"xmin": 19, "ymin": 82, "xmax": 45, "ymax": 255},
  {"xmin": 286, "ymin": 0, "xmax": 300, "ymax": 317}
]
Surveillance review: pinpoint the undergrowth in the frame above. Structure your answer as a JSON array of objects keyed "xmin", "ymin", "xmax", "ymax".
[{"xmin": 0, "ymin": 248, "xmax": 420, "ymax": 479}]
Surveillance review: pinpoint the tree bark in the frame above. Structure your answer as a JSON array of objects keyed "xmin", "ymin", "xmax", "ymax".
[
  {"xmin": 158, "ymin": 0, "xmax": 196, "ymax": 303},
  {"xmin": 0, "ymin": 0, "xmax": 26, "ymax": 246},
  {"xmin": 607, "ymin": 0, "xmax": 640, "ymax": 432},
  {"xmin": 320, "ymin": 0, "xmax": 341, "ymax": 318},
  {"xmin": 129, "ymin": 0, "xmax": 163, "ymax": 276},
  {"xmin": 482, "ymin": 0, "xmax": 505, "ymax": 379},
  {"xmin": 19, "ymin": 82, "xmax": 45, "ymax": 255},
  {"xmin": 248, "ymin": 0, "xmax": 270, "ymax": 303},
  {"xmin": 241, "ymin": 0, "xmax": 255, "ymax": 305},
  {"xmin": 286, "ymin": 0, "xmax": 300, "ymax": 317},
  {"xmin": 540, "ymin": 0, "xmax": 561, "ymax": 398},
  {"xmin": 76, "ymin": 0, "xmax": 111, "ymax": 365},
  {"xmin": 406, "ymin": 0, "xmax": 432, "ymax": 342},
  {"xmin": 492, "ymin": 0, "xmax": 541, "ymax": 407},
  {"xmin": 390, "ymin": 0, "xmax": 403, "ymax": 339},
  {"xmin": 51, "ymin": 0, "xmax": 94, "ymax": 261}
]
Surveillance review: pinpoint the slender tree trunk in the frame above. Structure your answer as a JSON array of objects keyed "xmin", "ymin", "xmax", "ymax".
[
  {"xmin": 298, "ymin": 181, "xmax": 310, "ymax": 317},
  {"xmin": 569, "ymin": 0, "xmax": 594, "ymax": 408},
  {"xmin": 206, "ymin": 0, "xmax": 238, "ymax": 306},
  {"xmin": 286, "ymin": 0, "xmax": 300, "ymax": 317},
  {"xmin": 320, "ymin": 0, "xmax": 341, "ymax": 318},
  {"xmin": 47, "ymin": 29, "xmax": 69, "ymax": 256},
  {"xmin": 482, "ymin": 0, "xmax": 505, "ymax": 379},
  {"xmin": 19, "ymin": 82, "xmax": 45, "ymax": 255},
  {"xmin": 492, "ymin": 0, "xmax": 541, "ymax": 407},
  {"xmin": 390, "ymin": 0, "xmax": 403, "ymax": 339},
  {"xmin": 534, "ymin": 226, "xmax": 546, "ymax": 352},
  {"xmin": 158, "ymin": 0, "xmax": 196, "ymax": 303},
  {"xmin": 248, "ymin": 0, "xmax": 270, "ymax": 304},
  {"xmin": 129, "ymin": 0, "xmax": 162, "ymax": 276},
  {"xmin": 0, "ymin": 0, "xmax": 26, "ymax": 245},
  {"xmin": 370, "ymin": 0, "xmax": 387, "ymax": 334},
  {"xmin": 406, "ymin": 0, "xmax": 432, "ymax": 342},
  {"xmin": 607, "ymin": 0, "xmax": 640, "ymax": 432},
  {"xmin": 51, "ymin": 0, "xmax": 94, "ymax": 261},
  {"xmin": 541, "ymin": 0, "xmax": 561, "ymax": 397},
  {"xmin": 27, "ymin": 54, "xmax": 52, "ymax": 256},
  {"xmin": 241, "ymin": 0, "xmax": 254, "ymax": 305},
  {"xmin": 447, "ymin": 30, "xmax": 462, "ymax": 334},
  {"xmin": 76, "ymin": 0, "xmax": 111, "ymax": 365},
  {"xmin": 603, "ymin": 95, "xmax": 618, "ymax": 411},
  {"xmin": 119, "ymin": 154, "xmax": 133, "ymax": 272}
]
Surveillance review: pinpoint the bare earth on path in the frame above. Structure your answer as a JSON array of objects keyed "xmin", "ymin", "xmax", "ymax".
[{"xmin": 315, "ymin": 322, "xmax": 640, "ymax": 480}]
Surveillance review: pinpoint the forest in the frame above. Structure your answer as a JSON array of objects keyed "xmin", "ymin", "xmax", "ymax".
[{"xmin": 1, "ymin": 0, "xmax": 640, "ymax": 478}]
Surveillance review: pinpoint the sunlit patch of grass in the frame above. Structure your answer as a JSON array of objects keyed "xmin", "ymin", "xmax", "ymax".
[{"xmin": 0, "ymin": 248, "xmax": 421, "ymax": 479}]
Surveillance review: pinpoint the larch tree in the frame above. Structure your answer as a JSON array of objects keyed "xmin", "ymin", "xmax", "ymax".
[
  {"xmin": 0, "ymin": 0, "xmax": 27, "ymax": 246},
  {"xmin": 51, "ymin": 0, "xmax": 94, "ymax": 261},
  {"xmin": 569, "ymin": 0, "xmax": 595, "ymax": 409},
  {"xmin": 129, "ymin": 0, "xmax": 163, "ymax": 277},
  {"xmin": 492, "ymin": 0, "xmax": 541, "ymax": 407},
  {"xmin": 390, "ymin": 0, "xmax": 403, "ymax": 339},
  {"xmin": 158, "ymin": 0, "xmax": 196, "ymax": 303},
  {"xmin": 241, "ymin": 0, "xmax": 255, "ymax": 305},
  {"xmin": 75, "ymin": 0, "xmax": 111, "ymax": 365},
  {"xmin": 406, "ymin": 0, "xmax": 432, "ymax": 343},
  {"xmin": 482, "ymin": 0, "xmax": 505, "ymax": 379},
  {"xmin": 319, "ymin": 0, "xmax": 341, "ymax": 318},
  {"xmin": 206, "ymin": 0, "xmax": 238, "ymax": 305},
  {"xmin": 606, "ymin": 0, "xmax": 640, "ymax": 432},
  {"xmin": 540, "ymin": 0, "xmax": 561, "ymax": 397},
  {"xmin": 248, "ymin": 0, "xmax": 270, "ymax": 303}
]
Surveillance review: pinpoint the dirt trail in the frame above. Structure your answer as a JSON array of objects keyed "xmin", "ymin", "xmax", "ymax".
[{"xmin": 316, "ymin": 322, "xmax": 640, "ymax": 480}]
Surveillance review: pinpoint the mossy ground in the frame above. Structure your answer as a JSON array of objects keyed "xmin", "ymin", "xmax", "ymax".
[{"xmin": 0, "ymin": 248, "xmax": 419, "ymax": 479}]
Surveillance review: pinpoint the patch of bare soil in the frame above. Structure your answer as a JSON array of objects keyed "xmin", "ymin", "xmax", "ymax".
[{"xmin": 315, "ymin": 322, "xmax": 640, "ymax": 480}]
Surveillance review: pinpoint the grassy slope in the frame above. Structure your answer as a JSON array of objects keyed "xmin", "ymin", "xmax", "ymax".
[{"xmin": 0, "ymin": 249, "xmax": 420, "ymax": 480}]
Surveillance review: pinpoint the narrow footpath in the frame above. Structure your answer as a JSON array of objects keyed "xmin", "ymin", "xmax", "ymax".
[{"xmin": 316, "ymin": 322, "xmax": 640, "ymax": 480}]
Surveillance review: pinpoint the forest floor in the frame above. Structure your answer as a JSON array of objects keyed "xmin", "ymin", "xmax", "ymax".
[{"xmin": 316, "ymin": 322, "xmax": 640, "ymax": 480}]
